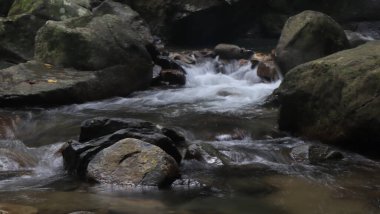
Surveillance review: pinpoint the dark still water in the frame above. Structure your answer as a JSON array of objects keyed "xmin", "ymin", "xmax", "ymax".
[{"xmin": 0, "ymin": 59, "xmax": 379, "ymax": 214}]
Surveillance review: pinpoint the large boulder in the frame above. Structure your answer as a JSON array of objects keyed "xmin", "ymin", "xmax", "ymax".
[
  {"xmin": 35, "ymin": 1, "xmax": 153, "ymax": 71},
  {"xmin": 275, "ymin": 10, "xmax": 349, "ymax": 74},
  {"xmin": 0, "ymin": 0, "xmax": 93, "ymax": 68},
  {"xmin": 276, "ymin": 41, "xmax": 380, "ymax": 154},
  {"xmin": 62, "ymin": 117, "xmax": 185, "ymax": 187},
  {"xmin": 8, "ymin": 0, "xmax": 92, "ymax": 20},
  {"xmin": 0, "ymin": 61, "xmax": 151, "ymax": 107},
  {"xmin": 87, "ymin": 138, "xmax": 179, "ymax": 187},
  {"xmin": 0, "ymin": 15, "xmax": 45, "ymax": 62}
]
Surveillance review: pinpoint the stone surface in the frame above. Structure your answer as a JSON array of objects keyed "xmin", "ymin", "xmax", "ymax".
[
  {"xmin": 0, "ymin": 61, "xmax": 151, "ymax": 107},
  {"xmin": 63, "ymin": 117, "xmax": 185, "ymax": 181},
  {"xmin": 87, "ymin": 138, "xmax": 180, "ymax": 187},
  {"xmin": 8, "ymin": 0, "xmax": 92, "ymax": 20},
  {"xmin": 275, "ymin": 10, "xmax": 349, "ymax": 74},
  {"xmin": 276, "ymin": 41, "xmax": 380, "ymax": 153},
  {"xmin": 35, "ymin": 1, "xmax": 153, "ymax": 71},
  {"xmin": 214, "ymin": 43, "xmax": 253, "ymax": 60},
  {"xmin": 0, "ymin": 203, "xmax": 38, "ymax": 214},
  {"xmin": 290, "ymin": 144, "xmax": 344, "ymax": 164}
]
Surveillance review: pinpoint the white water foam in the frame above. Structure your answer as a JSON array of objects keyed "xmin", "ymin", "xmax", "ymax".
[{"xmin": 60, "ymin": 59, "xmax": 282, "ymax": 114}]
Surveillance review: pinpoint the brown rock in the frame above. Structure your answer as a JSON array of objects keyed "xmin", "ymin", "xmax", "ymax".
[{"xmin": 160, "ymin": 69, "xmax": 186, "ymax": 85}]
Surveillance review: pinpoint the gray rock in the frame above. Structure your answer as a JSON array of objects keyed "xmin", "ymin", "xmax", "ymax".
[
  {"xmin": 214, "ymin": 44, "xmax": 253, "ymax": 60},
  {"xmin": 0, "ymin": 61, "xmax": 151, "ymax": 107},
  {"xmin": 290, "ymin": 144, "xmax": 344, "ymax": 164},
  {"xmin": 35, "ymin": 1, "xmax": 153, "ymax": 71},
  {"xmin": 87, "ymin": 138, "xmax": 180, "ymax": 187},
  {"xmin": 276, "ymin": 41, "xmax": 380, "ymax": 153},
  {"xmin": 275, "ymin": 10, "xmax": 349, "ymax": 74},
  {"xmin": 63, "ymin": 117, "xmax": 185, "ymax": 180}
]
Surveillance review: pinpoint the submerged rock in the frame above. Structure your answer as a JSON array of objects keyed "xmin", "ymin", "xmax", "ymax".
[
  {"xmin": 290, "ymin": 144, "xmax": 344, "ymax": 164},
  {"xmin": 87, "ymin": 138, "xmax": 179, "ymax": 187},
  {"xmin": 0, "ymin": 203, "xmax": 38, "ymax": 214},
  {"xmin": 275, "ymin": 10, "xmax": 349, "ymax": 74},
  {"xmin": 276, "ymin": 41, "xmax": 380, "ymax": 154}
]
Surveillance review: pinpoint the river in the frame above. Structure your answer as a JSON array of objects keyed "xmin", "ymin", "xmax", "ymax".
[{"xmin": 0, "ymin": 58, "xmax": 379, "ymax": 213}]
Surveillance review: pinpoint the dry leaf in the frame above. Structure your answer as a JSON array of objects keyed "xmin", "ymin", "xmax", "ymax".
[{"xmin": 47, "ymin": 79, "xmax": 58, "ymax": 83}]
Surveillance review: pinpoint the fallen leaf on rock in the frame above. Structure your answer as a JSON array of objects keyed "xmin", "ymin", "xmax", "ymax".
[
  {"xmin": 47, "ymin": 79, "xmax": 58, "ymax": 83},
  {"xmin": 44, "ymin": 64, "xmax": 53, "ymax": 69}
]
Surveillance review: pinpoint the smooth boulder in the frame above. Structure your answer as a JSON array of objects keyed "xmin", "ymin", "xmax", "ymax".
[
  {"xmin": 87, "ymin": 138, "xmax": 179, "ymax": 187},
  {"xmin": 0, "ymin": 61, "xmax": 151, "ymax": 107},
  {"xmin": 214, "ymin": 44, "xmax": 253, "ymax": 60},
  {"xmin": 275, "ymin": 10, "xmax": 349, "ymax": 74},
  {"xmin": 276, "ymin": 41, "xmax": 380, "ymax": 154},
  {"xmin": 35, "ymin": 1, "xmax": 153, "ymax": 71},
  {"xmin": 63, "ymin": 117, "xmax": 185, "ymax": 182}
]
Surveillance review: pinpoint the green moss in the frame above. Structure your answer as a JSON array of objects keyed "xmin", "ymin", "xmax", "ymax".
[{"xmin": 8, "ymin": 0, "xmax": 44, "ymax": 16}]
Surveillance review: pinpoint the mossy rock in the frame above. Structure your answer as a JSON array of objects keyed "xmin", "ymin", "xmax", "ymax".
[
  {"xmin": 275, "ymin": 10, "xmax": 349, "ymax": 74},
  {"xmin": 35, "ymin": 1, "xmax": 152, "ymax": 70},
  {"xmin": 8, "ymin": 0, "xmax": 91, "ymax": 21},
  {"xmin": 276, "ymin": 41, "xmax": 380, "ymax": 154}
]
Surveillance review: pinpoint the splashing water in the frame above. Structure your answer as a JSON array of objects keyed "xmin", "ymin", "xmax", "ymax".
[{"xmin": 59, "ymin": 59, "xmax": 282, "ymax": 115}]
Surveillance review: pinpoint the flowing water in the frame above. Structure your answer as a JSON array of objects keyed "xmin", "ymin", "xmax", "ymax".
[{"xmin": 0, "ymin": 59, "xmax": 379, "ymax": 213}]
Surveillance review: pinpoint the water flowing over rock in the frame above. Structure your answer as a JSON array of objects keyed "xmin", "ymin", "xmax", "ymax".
[
  {"xmin": 63, "ymin": 117, "xmax": 185, "ymax": 187},
  {"xmin": 276, "ymin": 41, "xmax": 380, "ymax": 154},
  {"xmin": 87, "ymin": 138, "xmax": 179, "ymax": 187},
  {"xmin": 275, "ymin": 10, "xmax": 349, "ymax": 74}
]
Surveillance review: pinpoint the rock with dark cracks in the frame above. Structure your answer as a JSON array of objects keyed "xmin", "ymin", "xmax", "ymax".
[
  {"xmin": 87, "ymin": 138, "xmax": 180, "ymax": 187},
  {"xmin": 63, "ymin": 117, "xmax": 185, "ymax": 182}
]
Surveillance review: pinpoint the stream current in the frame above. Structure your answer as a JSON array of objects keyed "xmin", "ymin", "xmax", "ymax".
[{"xmin": 0, "ymin": 59, "xmax": 379, "ymax": 213}]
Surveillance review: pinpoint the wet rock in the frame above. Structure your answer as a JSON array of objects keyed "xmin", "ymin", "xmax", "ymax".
[
  {"xmin": 290, "ymin": 144, "xmax": 344, "ymax": 164},
  {"xmin": 257, "ymin": 62, "xmax": 278, "ymax": 82},
  {"xmin": 63, "ymin": 117, "xmax": 184, "ymax": 179},
  {"xmin": 159, "ymin": 69, "xmax": 186, "ymax": 86},
  {"xmin": 345, "ymin": 30, "xmax": 374, "ymax": 48},
  {"xmin": 276, "ymin": 41, "xmax": 380, "ymax": 154},
  {"xmin": 214, "ymin": 44, "xmax": 253, "ymax": 60},
  {"xmin": 275, "ymin": 10, "xmax": 349, "ymax": 74},
  {"xmin": 155, "ymin": 56, "xmax": 185, "ymax": 72},
  {"xmin": 0, "ymin": 140, "xmax": 38, "ymax": 171},
  {"xmin": 8, "ymin": 0, "xmax": 92, "ymax": 20},
  {"xmin": 0, "ymin": 61, "xmax": 151, "ymax": 107},
  {"xmin": 0, "ymin": 203, "xmax": 38, "ymax": 214},
  {"xmin": 251, "ymin": 52, "xmax": 279, "ymax": 82},
  {"xmin": 35, "ymin": 1, "xmax": 152, "ymax": 71},
  {"xmin": 87, "ymin": 138, "xmax": 179, "ymax": 187},
  {"xmin": 169, "ymin": 52, "xmax": 196, "ymax": 65}
]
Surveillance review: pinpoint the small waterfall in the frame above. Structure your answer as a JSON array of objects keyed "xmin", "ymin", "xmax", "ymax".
[
  {"xmin": 0, "ymin": 140, "xmax": 64, "ymax": 190},
  {"xmin": 59, "ymin": 58, "xmax": 282, "ymax": 114}
]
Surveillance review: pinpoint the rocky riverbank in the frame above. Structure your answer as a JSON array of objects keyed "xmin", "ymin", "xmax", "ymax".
[{"xmin": 0, "ymin": 0, "xmax": 380, "ymax": 198}]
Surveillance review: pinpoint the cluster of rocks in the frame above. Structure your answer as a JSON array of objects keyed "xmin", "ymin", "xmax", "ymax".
[
  {"xmin": 0, "ymin": 0, "xmax": 155, "ymax": 107},
  {"xmin": 271, "ymin": 11, "xmax": 380, "ymax": 155},
  {"xmin": 62, "ymin": 117, "xmax": 187, "ymax": 187}
]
